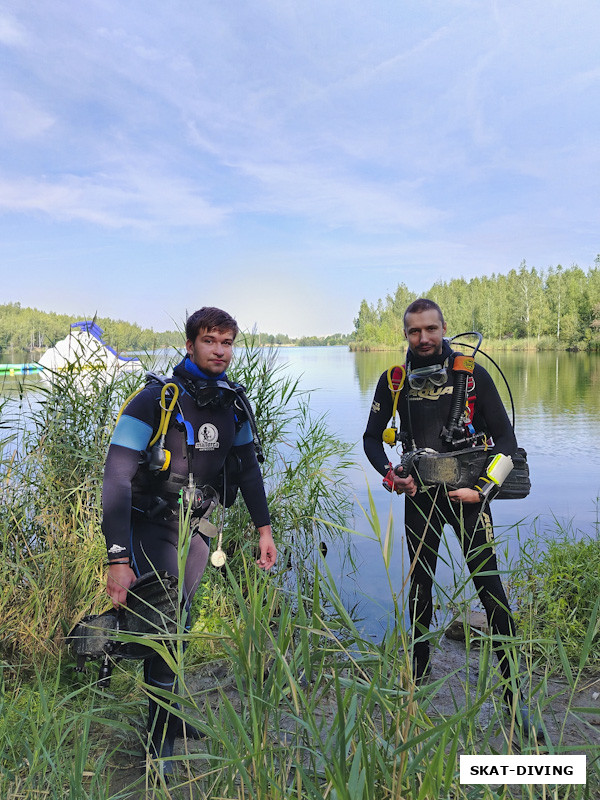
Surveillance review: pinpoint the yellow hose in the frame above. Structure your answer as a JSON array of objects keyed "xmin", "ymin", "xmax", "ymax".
[
  {"xmin": 114, "ymin": 381, "xmax": 180, "ymax": 449},
  {"xmin": 386, "ymin": 365, "xmax": 406, "ymax": 424},
  {"xmin": 149, "ymin": 383, "xmax": 180, "ymax": 447}
]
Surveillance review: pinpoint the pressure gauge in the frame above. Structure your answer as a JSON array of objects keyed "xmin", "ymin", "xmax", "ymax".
[{"xmin": 211, "ymin": 549, "xmax": 227, "ymax": 568}]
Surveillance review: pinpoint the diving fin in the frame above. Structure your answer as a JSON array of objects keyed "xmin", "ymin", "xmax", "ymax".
[{"xmin": 67, "ymin": 571, "xmax": 180, "ymax": 666}]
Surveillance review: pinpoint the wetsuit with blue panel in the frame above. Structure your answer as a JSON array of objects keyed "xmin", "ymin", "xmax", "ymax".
[{"xmin": 102, "ymin": 356, "xmax": 270, "ymax": 765}]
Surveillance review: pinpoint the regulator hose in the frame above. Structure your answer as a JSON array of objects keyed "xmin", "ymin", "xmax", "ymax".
[{"xmin": 442, "ymin": 368, "xmax": 467, "ymax": 446}]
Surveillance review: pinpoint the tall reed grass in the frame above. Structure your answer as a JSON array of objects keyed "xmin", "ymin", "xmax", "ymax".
[
  {"xmin": 0, "ymin": 339, "xmax": 352, "ymax": 664},
  {"xmin": 0, "ymin": 364, "xmax": 141, "ymax": 662},
  {"xmin": 513, "ymin": 518, "xmax": 600, "ymax": 669},
  {"xmin": 1, "ymin": 347, "xmax": 598, "ymax": 798},
  {"xmin": 2, "ymin": 501, "xmax": 599, "ymax": 798}
]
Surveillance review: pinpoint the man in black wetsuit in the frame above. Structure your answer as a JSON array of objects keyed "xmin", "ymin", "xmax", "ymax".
[
  {"xmin": 363, "ymin": 298, "xmax": 524, "ymax": 708},
  {"xmin": 102, "ymin": 306, "xmax": 276, "ymax": 774}
]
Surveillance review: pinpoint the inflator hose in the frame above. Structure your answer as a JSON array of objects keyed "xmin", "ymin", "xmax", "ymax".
[
  {"xmin": 442, "ymin": 369, "xmax": 467, "ymax": 445},
  {"xmin": 441, "ymin": 353, "xmax": 475, "ymax": 447}
]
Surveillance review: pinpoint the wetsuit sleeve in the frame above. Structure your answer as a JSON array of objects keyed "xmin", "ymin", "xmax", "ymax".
[
  {"xmin": 101, "ymin": 388, "xmax": 157, "ymax": 560},
  {"xmin": 472, "ymin": 364, "xmax": 518, "ymax": 456},
  {"xmin": 363, "ymin": 371, "xmax": 396, "ymax": 477},
  {"xmin": 234, "ymin": 442, "xmax": 271, "ymax": 528}
]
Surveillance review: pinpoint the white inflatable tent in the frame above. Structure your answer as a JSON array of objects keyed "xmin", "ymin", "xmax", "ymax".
[{"xmin": 38, "ymin": 321, "xmax": 143, "ymax": 384}]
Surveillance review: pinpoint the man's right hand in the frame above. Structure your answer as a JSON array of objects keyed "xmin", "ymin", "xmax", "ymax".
[
  {"xmin": 383, "ymin": 465, "xmax": 417, "ymax": 497},
  {"xmin": 106, "ymin": 563, "xmax": 137, "ymax": 609}
]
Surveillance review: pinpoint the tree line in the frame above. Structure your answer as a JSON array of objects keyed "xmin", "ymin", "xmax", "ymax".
[
  {"xmin": 0, "ymin": 303, "xmax": 180, "ymax": 354},
  {"xmin": 6, "ymin": 259, "xmax": 600, "ymax": 355},
  {"xmin": 253, "ymin": 332, "xmax": 353, "ymax": 347},
  {"xmin": 0, "ymin": 303, "xmax": 353, "ymax": 355},
  {"xmin": 351, "ymin": 259, "xmax": 600, "ymax": 350}
]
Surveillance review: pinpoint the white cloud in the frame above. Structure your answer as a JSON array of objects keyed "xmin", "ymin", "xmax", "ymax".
[
  {"xmin": 0, "ymin": 171, "xmax": 227, "ymax": 230},
  {"xmin": 0, "ymin": 13, "xmax": 28, "ymax": 47},
  {"xmin": 231, "ymin": 160, "xmax": 443, "ymax": 230},
  {"xmin": 569, "ymin": 67, "xmax": 600, "ymax": 92},
  {"xmin": 0, "ymin": 90, "xmax": 55, "ymax": 139}
]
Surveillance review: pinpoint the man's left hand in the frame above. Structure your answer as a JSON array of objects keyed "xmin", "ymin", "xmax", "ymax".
[
  {"xmin": 448, "ymin": 488, "xmax": 481, "ymax": 504},
  {"xmin": 256, "ymin": 525, "xmax": 277, "ymax": 570}
]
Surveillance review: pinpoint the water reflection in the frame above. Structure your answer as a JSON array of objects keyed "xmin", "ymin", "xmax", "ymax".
[
  {"xmin": 4, "ymin": 343, "xmax": 599, "ymax": 638},
  {"xmin": 277, "ymin": 346, "xmax": 600, "ymax": 638}
]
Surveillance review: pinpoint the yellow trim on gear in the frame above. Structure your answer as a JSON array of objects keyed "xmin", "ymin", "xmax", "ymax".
[
  {"xmin": 386, "ymin": 365, "xmax": 406, "ymax": 422},
  {"xmin": 114, "ymin": 380, "xmax": 180, "ymax": 447},
  {"xmin": 148, "ymin": 383, "xmax": 180, "ymax": 447},
  {"xmin": 114, "ymin": 385, "xmax": 146, "ymax": 426}
]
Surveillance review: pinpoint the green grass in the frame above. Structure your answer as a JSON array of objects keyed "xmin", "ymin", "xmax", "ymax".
[
  {"xmin": 1, "ymin": 347, "xmax": 599, "ymax": 798},
  {"xmin": 2, "ymin": 533, "xmax": 599, "ymax": 798},
  {"xmin": 513, "ymin": 519, "xmax": 600, "ymax": 669}
]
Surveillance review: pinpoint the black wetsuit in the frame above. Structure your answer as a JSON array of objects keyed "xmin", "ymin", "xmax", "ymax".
[
  {"xmin": 363, "ymin": 341, "xmax": 518, "ymax": 683},
  {"xmin": 102, "ymin": 357, "xmax": 270, "ymax": 763}
]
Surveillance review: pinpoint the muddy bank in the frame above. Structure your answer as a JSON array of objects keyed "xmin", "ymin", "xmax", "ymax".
[{"xmin": 105, "ymin": 634, "xmax": 600, "ymax": 797}]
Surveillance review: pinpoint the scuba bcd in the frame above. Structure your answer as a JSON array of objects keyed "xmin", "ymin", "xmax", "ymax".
[
  {"xmin": 382, "ymin": 331, "xmax": 531, "ymax": 500},
  {"xmin": 115, "ymin": 369, "xmax": 264, "ymax": 518},
  {"xmin": 113, "ymin": 366, "xmax": 265, "ymax": 566}
]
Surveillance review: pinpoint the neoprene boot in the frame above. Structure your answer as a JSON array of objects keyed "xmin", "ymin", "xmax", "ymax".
[
  {"xmin": 147, "ymin": 695, "xmax": 176, "ymax": 773},
  {"xmin": 144, "ymin": 657, "xmax": 179, "ymax": 774},
  {"xmin": 505, "ymin": 690, "xmax": 545, "ymax": 743},
  {"xmin": 412, "ymin": 642, "xmax": 432, "ymax": 684}
]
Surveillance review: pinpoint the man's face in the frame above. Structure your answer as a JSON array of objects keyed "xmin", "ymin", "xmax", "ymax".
[
  {"xmin": 404, "ymin": 309, "xmax": 447, "ymax": 357},
  {"xmin": 186, "ymin": 328, "xmax": 235, "ymax": 375}
]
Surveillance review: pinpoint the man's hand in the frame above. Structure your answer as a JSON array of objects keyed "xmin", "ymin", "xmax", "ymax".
[
  {"xmin": 256, "ymin": 525, "xmax": 277, "ymax": 570},
  {"xmin": 393, "ymin": 472, "xmax": 417, "ymax": 497},
  {"xmin": 448, "ymin": 488, "xmax": 481, "ymax": 504},
  {"xmin": 384, "ymin": 465, "xmax": 417, "ymax": 497},
  {"xmin": 106, "ymin": 562, "xmax": 137, "ymax": 608}
]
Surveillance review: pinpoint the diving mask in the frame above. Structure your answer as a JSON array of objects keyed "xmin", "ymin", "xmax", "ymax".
[
  {"xmin": 407, "ymin": 364, "xmax": 448, "ymax": 390},
  {"xmin": 193, "ymin": 380, "xmax": 238, "ymax": 409}
]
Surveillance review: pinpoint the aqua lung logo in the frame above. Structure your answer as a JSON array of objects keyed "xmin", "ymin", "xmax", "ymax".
[
  {"xmin": 409, "ymin": 386, "xmax": 453, "ymax": 400},
  {"xmin": 196, "ymin": 423, "xmax": 220, "ymax": 450}
]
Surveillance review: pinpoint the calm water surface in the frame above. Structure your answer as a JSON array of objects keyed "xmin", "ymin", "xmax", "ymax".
[
  {"xmin": 3, "ymin": 345, "xmax": 599, "ymax": 637},
  {"xmin": 276, "ymin": 346, "xmax": 600, "ymax": 637}
]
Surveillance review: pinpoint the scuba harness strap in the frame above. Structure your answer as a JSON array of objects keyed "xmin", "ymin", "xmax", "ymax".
[
  {"xmin": 382, "ymin": 365, "xmax": 406, "ymax": 446},
  {"xmin": 381, "ymin": 333, "xmax": 530, "ymax": 500},
  {"xmin": 121, "ymin": 369, "xmax": 264, "ymax": 518}
]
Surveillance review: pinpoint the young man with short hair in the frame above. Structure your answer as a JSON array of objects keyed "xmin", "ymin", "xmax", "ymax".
[{"xmin": 102, "ymin": 306, "xmax": 276, "ymax": 774}]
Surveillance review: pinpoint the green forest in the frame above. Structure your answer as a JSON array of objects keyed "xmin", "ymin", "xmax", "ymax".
[
  {"xmin": 0, "ymin": 303, "xmax": 180, "ymax": 354},
  {"xmin": 4, "ymin": 258, "xmax": 600, "ymax": 355},
  {"xmin": 0, "ymin": 302, "xmax": 352, "ymax": 354},
  {"xmin": 257, "ymin": 331, "xmax": 353, "ymax": 347},
  {"xmin": 352, "ymin": 259, "xmax": 600, "ymax": 351}
]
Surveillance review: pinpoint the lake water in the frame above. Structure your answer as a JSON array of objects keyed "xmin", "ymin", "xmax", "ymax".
[
  {"xmin": 275, "ymin": 346, "xmax": 600, "ymax": 638},
  {"xmin": 3, "ymin": 345, "xmax": 600, "ymax": 637}
]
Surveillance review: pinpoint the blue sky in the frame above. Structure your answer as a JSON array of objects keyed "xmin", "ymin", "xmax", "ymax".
[{"xmin": 1, "ymin": 1, "xmax": 599, "ymax": 336}]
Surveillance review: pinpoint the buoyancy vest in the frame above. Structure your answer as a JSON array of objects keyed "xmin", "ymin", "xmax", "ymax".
[{"xmin": 127, "ymin": 369, "xmax": 264, "ymax": 512}]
